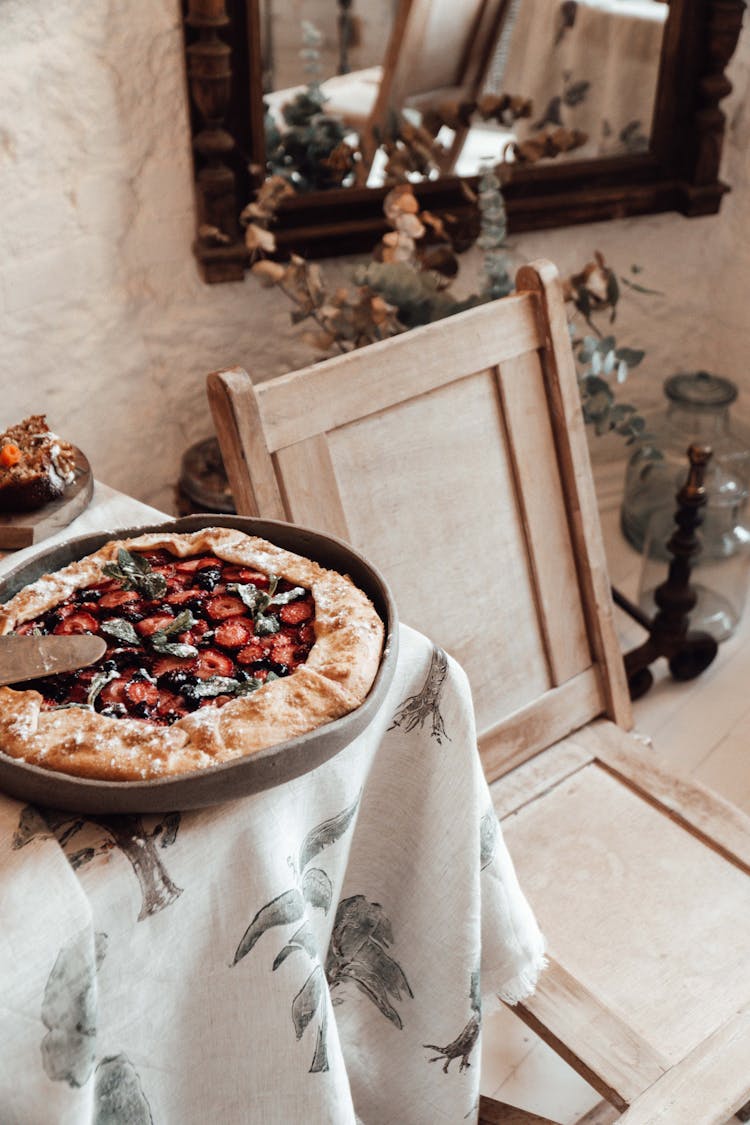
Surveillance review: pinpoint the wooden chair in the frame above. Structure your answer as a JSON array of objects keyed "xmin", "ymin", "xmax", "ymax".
[
  {"xmin": 207, "ymin": 261, "xmax": 750, "ymax": 1123},
  {"xmin": 361, "ymin": 0, "xmax": 514, "ymax": 172}
]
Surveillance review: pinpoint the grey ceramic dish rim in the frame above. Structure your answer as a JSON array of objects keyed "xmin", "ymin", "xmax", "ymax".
[{"xmin": 0, "ymin": 514, "xmax": 399, "ymax": 813}]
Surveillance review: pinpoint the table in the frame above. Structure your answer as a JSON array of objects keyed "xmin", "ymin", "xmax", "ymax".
[{"xmin": 0, "ymin": 485, "xmax": 545, "ymax": 1125}]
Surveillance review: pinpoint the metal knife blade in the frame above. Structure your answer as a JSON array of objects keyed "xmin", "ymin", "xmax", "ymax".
[{"xmin": 0, "ymin": 634, "xmax": 108, "ymax": 686}]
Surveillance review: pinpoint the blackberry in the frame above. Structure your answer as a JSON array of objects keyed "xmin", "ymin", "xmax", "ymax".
[
  {"xmin": 119, "ymin": 604, "xmax": 146, "ymax": 623},
  {"xmin": 180, "ymin": 685, "xmax": 203, "ymax": 711},
  {"xmin": 109, "ymin": 647, "xmax": 142, "ymax": 670},
  {"xmin": 195, "ymin": 566, "xmax": 222, "ymax": 591},
  {"xmin": 76, "ymin": 587, "xmax": 101, "ymax": 602},
  {"xmin": 271, "ymin": 662, "xmax": 289, "ymax": 677},
  {"xmin": 157, "ymin": 669, "xmax": 190, "ymax": 694},
  {"xmin": 41, "ymin": 676, "xmax": 73, "ymax": 703},
  {"xmin": 131, "ymin": 701, "xmax": 152, "ymax": 719}
]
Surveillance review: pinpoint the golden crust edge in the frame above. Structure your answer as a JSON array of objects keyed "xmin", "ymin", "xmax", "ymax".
[{"xmin": 0, "ymin": 528, "xmax": 385, "ymax": 780}]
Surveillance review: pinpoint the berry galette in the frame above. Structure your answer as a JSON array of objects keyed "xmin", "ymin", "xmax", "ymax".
[{"xmin": 0, "ymin": 528, "xmax": 384, "ymax": 781}]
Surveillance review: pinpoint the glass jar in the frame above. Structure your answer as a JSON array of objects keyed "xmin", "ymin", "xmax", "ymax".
[{"xmin": 621, "ymin": 371, "xmax": 750, "ymax": 559}]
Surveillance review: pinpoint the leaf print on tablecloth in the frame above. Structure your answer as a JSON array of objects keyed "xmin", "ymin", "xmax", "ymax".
[
  {"xmin": 93, "ymin": 1054, "xmax": 153, "ymax": 1124},
  {"xmin": 326, "ymin": 895, "xmax": 413, "ymax": 1029},
  {"xmin": 389, "ymin": 646, "xmax": 450, "ymax": 744},
  {"xmin": 298, "ymin": 796, "xmax": 360, "ymax": 870},
  {"xmin": 233, "ymin": 888, "xmax": 305, "ymax": 964},
  {"xmin": 231, "ymin": 794, "xmax": 361, "ymax": 1071},
  {"xmin": 13, "ymin": 807, "xmax": 182, "ymax": 921},
  {"xmin": 41, "ymin": 930, "xmax": 108, "ymax": 1088},
  {"xmin": 424, "ymin": 971, "xmax": 481, "ymax": 1075}
]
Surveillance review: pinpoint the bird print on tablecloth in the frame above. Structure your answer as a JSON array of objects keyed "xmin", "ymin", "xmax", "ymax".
[
  {"xmin": 13, "ymin": 805, "xmax": 182, "ymax": 920},
  {"xmin": 389, "ymin": 646, "xmax": 450, "ymax": 744},
  {"xmin": 424, "ymin": 971, "xmax": 481, "ymax": 1075},
  {"xmin": 232, "ymin": 793, "xmax": 412, "ymax": 1072}
]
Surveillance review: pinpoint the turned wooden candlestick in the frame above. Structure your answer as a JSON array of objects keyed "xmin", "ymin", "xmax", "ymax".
[{"xmin": 613, "ymin": 442, "xmax": 719, "ymax": 700}]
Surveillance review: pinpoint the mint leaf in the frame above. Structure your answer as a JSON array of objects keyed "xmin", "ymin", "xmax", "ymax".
[
  {"xmin": 87, "ymin": 667, "xmax": 120, "ymax": 707},
  {"xmin": 101, "ymin": 548, "xmax": 167, "ymax": 600},
  {"xmin": 151, "ymin": 639, "xmax": 199, "ymax": 659},
  {"xmin": 149, "ymin": 611, "xmax": 198, "ymax": 658},
  {"xmin": 192, "ymin": 676, "xmax": 264, "ymax": 698},
  {"xmin": 255, "ymin": 614, "xmax": 280, "ymax": 636},
  {"xmin": 269, "ymin": 586, "xmax": 305, "ymax": 606},
  {"xmin": 101, "ymin": 618, "xmax": 140, "ymax": 645}
]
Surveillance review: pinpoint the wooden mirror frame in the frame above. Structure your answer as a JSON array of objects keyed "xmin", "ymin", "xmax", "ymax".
[{"xmin": 182, "ymin": 0, "xmax": 746, "ymax": 283}]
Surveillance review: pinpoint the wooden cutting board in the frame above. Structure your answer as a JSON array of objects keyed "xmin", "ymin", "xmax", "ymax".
[{"xmin": 0, "ymin": 448, "xmax": 93, "ymax": 550}]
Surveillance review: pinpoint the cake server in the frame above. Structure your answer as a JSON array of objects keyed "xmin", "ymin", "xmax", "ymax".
[{"xmin": 0, "ymin": 634, "xmax": 107, "ymax": 686}]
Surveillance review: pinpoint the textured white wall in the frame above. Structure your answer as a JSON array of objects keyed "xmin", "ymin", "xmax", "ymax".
[{"xmin": 0, "ymin": 0, "xmax": 747, "ymax": 512}]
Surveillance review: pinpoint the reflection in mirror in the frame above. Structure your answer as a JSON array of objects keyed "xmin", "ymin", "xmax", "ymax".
[
  {"xmin": 258, "ymin": 0, "xmax": 668, "ymax": 193},
  {"xmin": 181, "ymin": 0, "xmax": 745, "ymax": 280}
]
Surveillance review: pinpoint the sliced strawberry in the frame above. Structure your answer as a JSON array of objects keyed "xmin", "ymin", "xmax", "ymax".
[
  {"xmin": 100, "ymin": 677, "xmax": 129, "ymax": 706},
  {"xmin": 193, "ymin": 648, "xmax": 234, "ymax": 679},
  {"xmin": 166, "ymin": 589, "xmax": 206, "ymax": 607},
  {"xmin": 214, "ymin": 616, "xmax": 255, "ymax": 648},
  {"xmin": 139, "ymin": 550, "xmax": 173, "ymax": 565},
  {"xmin": 77, "ymin": 601, "xmax": 101, "ymax": 615},
  {"xmin": 237, "ymin": 639, "xmax": 271, "ymax": 665},
  {"xmin": 155, "ymin": 689, "xmax": 187, "ymax": 717},
  {"xmin": 136, "ymin": 614, "xmax": 176, "ymax": 637},
  {"xmin": 271, "ymin": 636, "xmax": 296, "ymax": 665},
  {"xmin": 206, "ymin": 594, "xmax": 246, "ymax": 621},
  {"xmin": 152, "ymin": 655, "xmax": 196, "ymax": 678},
  {"xmin": 278, "ymin": 600, "xmax": 314, "ymax": 625},
  {"xmin": 125, "ymin": 680, "xmax": 159, "ymax": 707},
  {"xmin": 16, "ymin": 620, "xmax": 44, "ymax": 635},
  {"xmin": 180, "ymin": 618, "xmax": 211, "ymax": 643},
  {"xmin": 298, "ymin": 622, "xmax": 315, "ymax": 646},
  {"xmin": 53, "ymin": 611, "xmax": 99, "ymax": 635},
  {"xmin": 175, "ymin": 556, "xmax": 223, "ymax": 574},
  {"xmin": 206, "ymin": 694, "xmax": 233, "ymax": 709},
  {"xmin": 222, "ymin": 566, "xmax": 269, "ymax": 587},
  {"xmin": 100, "ymin": 589, "xmax": 141, "ymax": 610}
]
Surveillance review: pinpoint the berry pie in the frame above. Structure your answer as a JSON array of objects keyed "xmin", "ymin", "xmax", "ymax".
[{"xmin": 0, "ymin": 527, "xmax": 384, "ymax": 780}]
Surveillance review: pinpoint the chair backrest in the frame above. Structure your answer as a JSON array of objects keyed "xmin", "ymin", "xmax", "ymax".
[
  {"xmin": 363, "ymin": 0, "xmax": 512, "ymax": 161},
  {"xmin": 208, "ymin": 260, "xmax": 631, "ymax": 781}
]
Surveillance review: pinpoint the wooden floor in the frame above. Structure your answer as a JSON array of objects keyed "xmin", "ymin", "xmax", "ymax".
[{"xmin": 479, "ymin": 456, "xmax": 750, "ymax": 1123}]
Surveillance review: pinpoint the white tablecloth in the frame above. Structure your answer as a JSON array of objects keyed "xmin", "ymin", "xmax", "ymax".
[
  {"xmin": 501, "ymin": 0, "xmax": 667, "ymax": 158},
  {"xmin": 0, "ymin": 487, "xmax": 545, "ymax": 1124}
]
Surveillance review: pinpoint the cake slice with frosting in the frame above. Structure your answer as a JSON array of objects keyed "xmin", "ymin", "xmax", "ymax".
[{"xmin": 0, "ymin": 415, "xmax": 77, "ymax": 512}]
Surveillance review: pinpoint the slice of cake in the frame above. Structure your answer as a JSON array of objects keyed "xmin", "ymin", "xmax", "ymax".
[{"xmin": 0, "ymin": 415, "xmax": 77, "ymax": 512}]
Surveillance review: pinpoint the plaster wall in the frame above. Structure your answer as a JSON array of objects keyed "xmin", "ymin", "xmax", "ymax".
[{"xmin": 0, "ymin": 0, "xmax": 747, "ymax": 513}]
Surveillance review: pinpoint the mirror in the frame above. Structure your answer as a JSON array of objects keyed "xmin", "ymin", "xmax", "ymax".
[{"xmin": 182, "ymin": 0, "xmax": 746, "ymax": 282}]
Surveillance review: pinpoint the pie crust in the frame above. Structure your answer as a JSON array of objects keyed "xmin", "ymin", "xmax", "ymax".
[{"xmin": 0, "ymin": 527, "xmax": 384, "ymax": 781}]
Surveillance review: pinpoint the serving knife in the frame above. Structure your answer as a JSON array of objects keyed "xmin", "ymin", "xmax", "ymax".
[{"xmin": 0, "ymin": 634, "xmax": 108, "ymax": 686}]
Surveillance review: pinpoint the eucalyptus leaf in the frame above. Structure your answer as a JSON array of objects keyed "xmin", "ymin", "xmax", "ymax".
[
  {"xmin": 615, "ymin": 347, "xmax": 645, "ymax": 368},
  {"xmin": 255, "ymin": 614, "xmax": 281, "ymax": 637}
]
